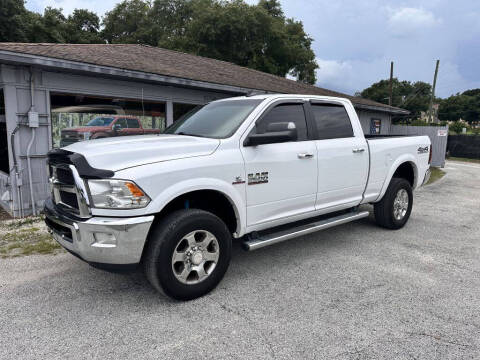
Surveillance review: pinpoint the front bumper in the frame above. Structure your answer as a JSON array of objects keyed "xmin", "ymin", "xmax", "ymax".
[{"xmin": 44, "ymin": 198, "xmax": 154, "ymax": 265}]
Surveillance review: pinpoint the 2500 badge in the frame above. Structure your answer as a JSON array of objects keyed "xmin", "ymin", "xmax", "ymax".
[{"xmin": 248, "ymin": 172, "xmax": 269, "ymax": 185}]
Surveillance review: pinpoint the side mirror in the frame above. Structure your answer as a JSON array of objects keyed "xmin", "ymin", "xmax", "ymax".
[
  {"xmin": 112, "ymin": 123, "xmax": 122, "ymax": 132},
  {"xmin": 244, "ymin": 122, "xmax": 297, "ymax": 146}
]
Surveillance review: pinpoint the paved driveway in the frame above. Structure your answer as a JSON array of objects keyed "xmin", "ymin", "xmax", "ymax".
[{"xmin": 1, "ymin": 161, "xmax": 479, "ymax": 359}]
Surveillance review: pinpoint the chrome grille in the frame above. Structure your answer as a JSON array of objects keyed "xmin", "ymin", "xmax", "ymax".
[{"xmin": 48, "ymin": 163, "xmax": 91, "ymax": 218}]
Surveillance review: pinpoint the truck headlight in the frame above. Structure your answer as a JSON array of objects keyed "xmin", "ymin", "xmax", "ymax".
[
  {"xmin": 83, "ymin": 132, "xmax": 91, "ymax": 140},
  {"xmin": 87, "ymin": 179, "xmax": 150, "ymax": 209}
]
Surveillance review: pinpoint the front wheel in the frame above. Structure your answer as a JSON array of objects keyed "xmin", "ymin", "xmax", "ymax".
[
  {"xmin": 143, "ymin": 209, "xmax": 232, "ymax": 300},
  {"xmin": 374, "ymin": 177, "xmax": 413, "ymax": 229}
]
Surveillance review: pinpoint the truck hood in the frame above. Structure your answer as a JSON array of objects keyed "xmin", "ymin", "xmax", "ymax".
[{"xmin": 63, "ymin": 134, "xmax": 220, "ymax": 171}]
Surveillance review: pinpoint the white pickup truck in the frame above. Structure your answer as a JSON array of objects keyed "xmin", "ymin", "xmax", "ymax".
[{"xmin": 45, "ymin": 94, "xmax": 431, "ymax": 300}]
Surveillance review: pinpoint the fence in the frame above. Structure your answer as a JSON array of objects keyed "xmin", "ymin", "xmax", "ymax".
[
  {"xmin": 447, "ymin": 135, "xmax": 480, "ymax": 159},
  {"xmin": 390, "ymin": 125, "xmax": 448, "ymax": 167}
]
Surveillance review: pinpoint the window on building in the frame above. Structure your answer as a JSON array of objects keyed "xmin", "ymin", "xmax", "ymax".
[
  {"xmin": 0, "ymin": 88, "xmax": 9, "ymax": 174},
  {"xmin": 370, "ymin": 118, "xmax": 381, "ymax": 135},
  {"xmin": 50, "ymin": 93, "xmax": 166, "ymax": 148},
  {"xmin": 173, "ymin": 103, "xmax": 200, "ymax": 122},
  {"xmin": 311, "ymin": 103, "xmax": 353, "ymax": 140},
  {"xmin": 255, "ymin": 103, "xmax": 308, "ymax": 141}
]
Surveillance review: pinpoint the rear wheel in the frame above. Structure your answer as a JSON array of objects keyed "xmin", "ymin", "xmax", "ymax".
[
  {"xmin": 143, "ymin": 209, "xmax": 232, "ymax": 300},
  {"xmin": 374, "ymin": 177, "xmax": 413, "ymax": 229}
]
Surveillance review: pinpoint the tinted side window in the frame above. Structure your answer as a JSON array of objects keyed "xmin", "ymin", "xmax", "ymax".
[
  {"xmin": 115, "ymin": 118, "xmax": 128, "ymax": 128},
  {"xmin": 127, "ymin": 118, "xmax": 140, "ymax": 128},
  {"xmin": 256, "ymin": 103, "xmax": 307, "ymax": 141},
  {"xmin": 311, "ymin": 104, "xmax": 353, "ymax": 140}
]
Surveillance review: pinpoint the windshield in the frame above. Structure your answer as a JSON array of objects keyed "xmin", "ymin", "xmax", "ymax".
[
  {"xmin": 86, "ymin": 117, "xmax": 114, "ymax": 126},
  {"xmin": 164, "ymin": 99, "xmax": 262, "ymax": 138}
]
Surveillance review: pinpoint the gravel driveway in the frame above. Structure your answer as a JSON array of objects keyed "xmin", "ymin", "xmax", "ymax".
[{"xmin": 1, "ymin": 160, "xmax": 479, "ymax": 359}]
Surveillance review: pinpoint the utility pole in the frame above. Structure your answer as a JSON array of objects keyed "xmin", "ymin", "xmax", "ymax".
[
  {"xmin": 389, "ymin": 61, "xmax": 394, "ymax": 106},
  {"xmin": 429, "ymin": 60, "xmax": 440, "ymax": 123}
]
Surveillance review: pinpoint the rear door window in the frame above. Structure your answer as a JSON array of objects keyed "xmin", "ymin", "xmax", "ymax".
[
  {"xmin": 127, "ymin": 118, "xmax": 140, "ymax": 128},
  {"xmin": 115, "ymin": 118, "xmax": 128, "ymax": 129},
  {"xmin": 311, "ymin": 103, "xmax": 353, "ymax": 140}
]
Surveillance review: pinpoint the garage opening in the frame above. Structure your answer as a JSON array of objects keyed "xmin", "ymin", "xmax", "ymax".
[
  {"xmin": 50, "ymin": 93, "xmax": 166, "ymax": 148},
  {"xmin": 0, "ymin": 88, "xmax": 9, "ymax": 174},
  {"xmin": 173, "ymin": 103, "xmax": 200, "ymax": 122}
]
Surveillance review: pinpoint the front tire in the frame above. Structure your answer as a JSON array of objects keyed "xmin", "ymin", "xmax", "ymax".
[
  {"xmin": 374, "ymin": 177, "xmax": 413, "ymax": 229},
  {"xmin": 143, "ymin": 209, "xmax": 232, "ymax": 300}
]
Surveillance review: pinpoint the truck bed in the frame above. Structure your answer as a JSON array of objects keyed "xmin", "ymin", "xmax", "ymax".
[{"xmin": 362, "ymin": 135, "xmax": 431, "ymax": 203}]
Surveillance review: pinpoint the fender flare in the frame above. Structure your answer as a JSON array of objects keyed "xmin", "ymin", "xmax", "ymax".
[
  {"xmin": 376, "ymin": 155, "xmax": 418, "ymax": 202},
  {"xmin": 148, "ymin": 178, "xmax": 246, "ymax": 237}
]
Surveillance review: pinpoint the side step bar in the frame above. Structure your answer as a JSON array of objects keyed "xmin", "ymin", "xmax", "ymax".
[{"xmin": 242, "ymin": 210, "xmax": 370, "ymax": 251}]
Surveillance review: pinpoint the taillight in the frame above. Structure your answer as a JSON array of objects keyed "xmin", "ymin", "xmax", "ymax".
[{"xmin": 428, "ymin": 145, "xmax": 432, "ymax": 164}]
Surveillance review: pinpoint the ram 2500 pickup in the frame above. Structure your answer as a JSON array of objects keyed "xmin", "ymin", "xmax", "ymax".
[
  {"xmin": 60, "ymin": 115, "xmax": 161, "ymax": 147},
  {"xmin": 45, "ymin": 94, "xmax": 431, "ymax": 300}
]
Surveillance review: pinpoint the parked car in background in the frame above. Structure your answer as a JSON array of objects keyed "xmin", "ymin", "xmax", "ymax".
[{"xmin": 60, "ymin": 116, "xmax": 160, "ymax": 146}]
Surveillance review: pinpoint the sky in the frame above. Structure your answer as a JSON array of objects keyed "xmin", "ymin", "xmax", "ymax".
[{"xmin": 25, "ymin": 0, "xmax": 480, "ymax": 98}]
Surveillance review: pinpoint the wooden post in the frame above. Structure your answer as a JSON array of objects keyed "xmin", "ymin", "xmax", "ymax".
[{"xmin": 429, "ymin": 60, "xmax": 440, "ymax": 123}]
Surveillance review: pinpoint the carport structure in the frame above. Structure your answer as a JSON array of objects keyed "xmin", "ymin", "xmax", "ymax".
[{"xmin": 0, "ymin": 43, "xmax": 408, "ymax": 216}]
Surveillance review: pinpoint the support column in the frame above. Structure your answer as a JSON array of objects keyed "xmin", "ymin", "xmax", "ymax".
[
  {"xmin": 1, "ymin": 66, "xmax": 20, "ymax": 216},
  {"xmin": 166, "ymin": 100, "xmax": 173, "ymax": 127}
]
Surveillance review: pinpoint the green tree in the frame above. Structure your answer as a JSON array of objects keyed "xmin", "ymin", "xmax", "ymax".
[
  {"xmin": 102, "ymin": 0, "xmax": 151, "ymax": 44},
  {"xmin": 360, "ymin": 78, "xmax": 432, "ymax": 119},
  {"xmin": 0, "ymin": 0, "xmax": 29, "ymax": 42},
  {"xmin": 449, "ymin": 121, "xmax": 465, "ymax": 134},
  {"xmin": 438, "ymin": 90, "xmax": 480, "ymax": 124},
  {"xmin": 462, "ymin": 89, "xmax": 480, "ymax": 97},
  {"xmin": 148, "ymin": 0, "xmax": 195, "ymax": 47},
  {"xmin": 102, "ymin": 0, "xmax": 318, "ymax": 83},
  {"xmin": 65, "ymin": 10, "xmax": 103, "ymax": 43}
]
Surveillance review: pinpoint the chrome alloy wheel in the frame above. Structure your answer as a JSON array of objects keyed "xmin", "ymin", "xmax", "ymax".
[
  {"xmin": 393, "ymin": 189, "xmax": 409, "ymax": 221},
  {"xmin": 171, "ymin": 230, "xmax": 220, "ymax": 285}
]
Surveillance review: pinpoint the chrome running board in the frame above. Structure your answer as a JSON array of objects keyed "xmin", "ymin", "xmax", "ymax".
[{"xmin": 242, "ymin": 210, "xmax": 370, "ymax": 251}]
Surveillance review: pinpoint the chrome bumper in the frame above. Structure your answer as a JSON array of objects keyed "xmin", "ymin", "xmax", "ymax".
[
  {"xmin": 44, "ymin": 199, "xmax": 154, "ymax": 265},
  {"xmin": 422, "ymin": 168, "xmax": 431, "ymax": 186}
]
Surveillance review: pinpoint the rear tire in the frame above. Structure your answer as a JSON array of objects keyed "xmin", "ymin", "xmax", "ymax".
[
  {"xmin": 374, "ymin": 177, "xmax": 413, "ymax": 230},
  {"xmin": 143, "ymin": 209, "xmax": 232, "ymax": 300}
]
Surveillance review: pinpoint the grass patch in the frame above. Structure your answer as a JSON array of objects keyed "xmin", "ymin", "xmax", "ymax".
[
  {"xmin": 20, "ymin": 238, "xmax": 62, "ymax": 256},
  {"xmin": 0, "ymin": 220, "xmax": 62, "ymax": 258},
  {"xmin": 447, "ymin": 157, "xmax": 480, "ymax": 164},
  {"xmin": 426, "ymin": 167, "xmax": 446, "ymax": 185},
  {"xmin": 5, "ymin": 215, "xmax": 45, "ymax": 230}
]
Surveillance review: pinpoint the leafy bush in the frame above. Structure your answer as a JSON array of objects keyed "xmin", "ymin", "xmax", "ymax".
[{"xmin": 450, "ymin": 121, "xmax": 466, "ymax": 134}]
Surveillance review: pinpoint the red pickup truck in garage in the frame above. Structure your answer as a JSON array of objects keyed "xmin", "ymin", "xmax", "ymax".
[{"xmin": 60, "ymin": 115, "xmax": 161, "ymax": 147}]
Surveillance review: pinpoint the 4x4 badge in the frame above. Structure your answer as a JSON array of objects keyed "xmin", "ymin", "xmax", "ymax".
[{"xmin": 232, "ymin": 176, "xmax": 245, "ymax": 185}]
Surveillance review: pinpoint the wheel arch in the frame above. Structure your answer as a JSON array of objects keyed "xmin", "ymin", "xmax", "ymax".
[
  {"xmin": 147, "ymin": 179, "xmax": 245, "ymax": 237},
  {"xmin": 141, "ymin": 186, "xmax": 242, "ymax": 264},
  {"xmin": 376, "ymin": 157, "xmax": 418, "ymax": 202}
]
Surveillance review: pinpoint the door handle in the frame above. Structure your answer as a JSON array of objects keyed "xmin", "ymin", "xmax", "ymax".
[
  {"xmin": 352, "ymin": 148, "xmax": 365, "ymax": 153},
  {"xmin": 298, "ymin": 153, "xmax": 314, "ymax": 159}
]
